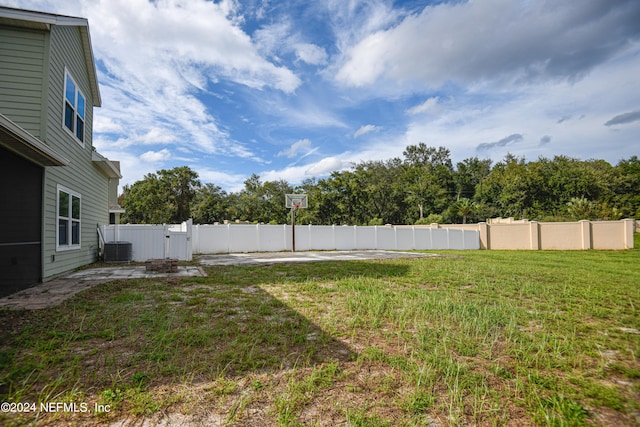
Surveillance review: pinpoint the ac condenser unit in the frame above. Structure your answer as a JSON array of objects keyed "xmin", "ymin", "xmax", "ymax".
[{"xmin": 104, "ymin": 241, "xmax": 132, "ymax": 263}]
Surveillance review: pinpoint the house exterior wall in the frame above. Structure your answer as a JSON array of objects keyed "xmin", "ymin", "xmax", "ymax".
[
  {"xmin": 0, "ymin": 25, "xmax": 47, "ymax": 138},
  {"xmin": 1, "ymin": 7, "xmax": 118, "ymax": 289},
  {"xmin": 40, "ymin": 25, "xmax": 109, "ymax": 280}
]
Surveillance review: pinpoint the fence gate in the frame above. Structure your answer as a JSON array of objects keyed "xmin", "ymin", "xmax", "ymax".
[{"xmin": 166, "ymin": 220, "xmax": 192, "ymax": 260}]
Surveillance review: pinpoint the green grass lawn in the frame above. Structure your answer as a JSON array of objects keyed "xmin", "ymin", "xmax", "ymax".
[{"xmin": 1, "ymin": 241, "xmax": 639, "ymax": 426}]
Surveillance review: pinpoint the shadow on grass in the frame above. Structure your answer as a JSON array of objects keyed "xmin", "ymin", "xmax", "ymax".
[{"xmin": 0, "ymin": 260, "xmax": 410, "ymax": 401}]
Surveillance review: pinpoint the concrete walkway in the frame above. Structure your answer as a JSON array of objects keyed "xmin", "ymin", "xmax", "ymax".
[{"xmin": 0, "ymin": 266, "xmax": 206, "ymax": 310}]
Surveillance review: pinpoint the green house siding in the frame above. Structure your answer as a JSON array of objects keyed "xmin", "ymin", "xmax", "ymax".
[
  {"xmin": 1, "ymin": 8, "xmax": 118, "ymax": 287},
  {"xmin": 0, "ymin": 26, "xmax": 47, "ymax": 138},
  {"xmin": 40, "ymin": 25, "xmax": 109, "ymax": 281}
]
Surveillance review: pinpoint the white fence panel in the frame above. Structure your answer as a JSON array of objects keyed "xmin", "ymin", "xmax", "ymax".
[
  {"xmin": 333, "ymin": 226, "xmax": 356, "ymax": 250},
  {"xmin": 259, "ymin": 225, "xmax": 288, "ymax": 252},
  {"xmin": 414, "ymin": 228, "xmax": 431, "ymax": 250},
  {"xmin": 375, "ymin": 227, "xmax": 395, "ymax": 250},
  {"xmin": 292, "ymin": 225, "xmax": 311, "ymax": 251},
  {"xmin": 190, "ymin": 224, "xmax": 483, "ymax": 253},
  {"xmin": 307, "ymin": 225, "xmax": 335, "ymax": 250},
  {"xmin": 464, "ymin": 228, "xmax": 481, "ymax": 250},
  {"xmin": 194, "ymin": 225, "xmax": 229, "ymax": 253},
  {"xmin": 447, "ymin": 228, "xmax": 464, "ymax": 250},
  {"xmin": 431, "ymin": 228, "xmax": 450, "ymax": 249},
  {"xmin": 356, "ymin": 226, "xmax": 377, "ymax": 249},
  {"xmin": 102, "ymin": 224, "xmax": 165, "ymax": 261},
  {"xmin": 101, "ymin": 220, "xmax": 192, "ymax": 261},
  {"xmin": 395, "ymin": 227, "xmax": 415, "ymax": 250},
  {"xmin": 103, "ymin": 222, "xmax": 479, "ymax": 259},
  {"xmin": 228, "ymin": 225, "xmax": 260, "ymax": 253}
]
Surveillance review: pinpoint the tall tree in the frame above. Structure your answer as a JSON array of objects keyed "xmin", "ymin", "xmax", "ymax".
[
  {"xmin": 454, "ymin": 157, "xmax": 492, "ymax": 200},
  {"xmin": 121, "ymin": 166, "xmax": 201, "ymax": 223},
  {"xmin": 614, "ymin": 156, "xmax": 640, "ymax": 218},
  {"xmin": 353, "ymin": 159, "xmax": 406, "ymax": 224},
  {"xmin": 477, "ymin": 154, "xmax": 531, "ymax": 218},
  {"xmin": 191, "ymin": 183, "xmax": 229, "ymax": 224},
  {"xmin": 228, "ymin": 174, "xmax": 293, "ymax": 223},
  {"xmin": 402, "ymin": 144, "xmax": 455, "ymax": 221}
]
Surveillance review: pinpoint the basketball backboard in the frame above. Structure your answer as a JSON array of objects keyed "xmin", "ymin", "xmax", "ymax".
[{"xmin": 285, "ymin": 193, "xmax": 308, "ymax": 209}]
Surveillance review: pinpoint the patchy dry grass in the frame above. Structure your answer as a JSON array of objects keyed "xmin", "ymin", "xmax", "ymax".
[{"xmin": 1, "ymin": 244, "xmax": 639, "ymax": 426}]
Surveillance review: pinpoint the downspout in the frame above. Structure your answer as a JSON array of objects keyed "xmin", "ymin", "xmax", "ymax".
[{"xmin": 96, "ymin": 223, "xmax": 105, "ymax": 260}]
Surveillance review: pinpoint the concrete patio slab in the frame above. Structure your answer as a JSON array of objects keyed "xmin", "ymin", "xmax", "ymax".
[
  {"xmin": 0, "ymin": 266, "xmax": 206, "ymax": 311},
  {"xmin": 198, "ymin": 250, "xmax": 438, "ymax": 266}
]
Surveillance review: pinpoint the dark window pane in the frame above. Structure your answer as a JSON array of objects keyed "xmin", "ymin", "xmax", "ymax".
[
  {"xmin": 59, "ymin": 191, "xmax": 69, "ymax": 217},
  {"xmin": 59, "ymin": 219, "xmax": 69, "ymax": 245},
  {"xmin": 72, "ymin": 221, "xmax": 80, "ymax": 245},
  {"xmin": 64, "ymin": 102, "xmax": 74, "ymax": 131},
  {"xmin": 72, "ymin": 196, "xmax": 80, "ymax": 219},
  {"xmin": 76, "ymin": 118, "xmax": 84, "ymax": 141}
]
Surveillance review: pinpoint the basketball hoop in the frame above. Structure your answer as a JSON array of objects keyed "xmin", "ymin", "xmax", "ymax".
[
  {"xmin": 285, "ymin": 194, "xmax": 308, "ymax": 252},
  {"xmin": 285, "ymin": 194, "xmax": 308, "ymax": 209}
]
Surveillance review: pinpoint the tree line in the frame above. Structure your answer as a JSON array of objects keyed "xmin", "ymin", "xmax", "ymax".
[{"xmin": 120, "ymin": 144, "xmax": 640, "ymax": 225}]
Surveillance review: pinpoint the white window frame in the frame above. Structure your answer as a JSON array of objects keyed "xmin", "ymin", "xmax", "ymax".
[
  {"xmin": 57, "ymin": 184, "xmax": 82, "ymax": 251},
  {"xmin": 62, "ymin": 69, "xmax": 86, "ymax": 146}
]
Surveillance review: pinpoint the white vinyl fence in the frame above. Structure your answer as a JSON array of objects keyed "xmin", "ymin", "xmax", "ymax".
[
  {"xmin": 193, "ymin": 224, "xmax": 479, "ymax": 253},
  {"xmin": 101, "ymin": 221, "xmax": 479, "ymax": 261},
  {"xmin": 101, "ymin": 220, "xmax": 193, "ymax": 261}
]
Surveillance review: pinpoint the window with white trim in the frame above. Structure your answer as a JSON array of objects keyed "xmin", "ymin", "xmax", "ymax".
[
  {"xmin": 57, "ymin": 186, "xmax": 81, "ymax": 250},
  {"xmin": 63, "ymin": 70, "xmax": 85, "ymax": 144}
]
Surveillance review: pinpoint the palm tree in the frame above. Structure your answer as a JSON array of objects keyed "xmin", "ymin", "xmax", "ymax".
[
  {"xmin": 566, "ymin": 196, "xmax": 596, "ymax": 220},
  {"xmin": 456, "ymin": 198, "xmax": 476, "ymax": 224}
]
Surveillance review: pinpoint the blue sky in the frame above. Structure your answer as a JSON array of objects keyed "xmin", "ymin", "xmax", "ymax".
[{"xmin": 5, "ymin": 0, "xmax": 640, "ymax": 191}]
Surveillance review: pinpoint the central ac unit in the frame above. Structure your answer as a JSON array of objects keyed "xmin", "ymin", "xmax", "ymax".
[{"xmin": 104, "ymin": 241, "xmax": 132, "ymax": 263}]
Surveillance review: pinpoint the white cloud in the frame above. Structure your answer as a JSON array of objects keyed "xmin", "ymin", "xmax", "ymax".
[
  {"xmin": 353, "ymin": 124, "xmax": 381, "ymax": 138},
  {"xmin": 260, "ymin": 164, "xmax": 309, "ymax": 185},
  {"xmin": 87, "ymin": 0, "xmax": 300, "ymax": 93},
  {"xmin": 305, "ymin": 157, "xmax": 344, "ymax": 175},
  {"xmin": 254, "ymin": 20, "xmax": 291, "ymax": 60},
  {"xmin": 406, "ymin": 97, "xmax": 440, "ymax": 115},
  {"xmin": 277, "ymin": 139, "xmax": 313, "ymax": 158},
  {"xmin": 396, "ymin": 51, "xmax": 640, "ymax": 165},
  {"xmin": 93, "ymin": 116, "xmax": 124, "ymax": 134},
  {"xmin": 140, "ymin": 148, "xmax": 172, "ymax": 163},
  {"xmin": 294, "ymin": 43, "xmax": 327, "ymax": 65},
  {"xmin": 258, "ymin": 156, "xmax": 345, "ymax": 186},
  {"xmin": 335, "ymin": 0, "xmax": 640, "ymax": 92},
  {"xmin": 326, "ymin": 0, "xmax": 401, "ymax": 51},
  {"xmin": 254, "ymin": 22, "xmax": 327, "ymax": 66},
  {"xmin": 197, "ymin": 167, "xmax": 247, "ymax": 192}
]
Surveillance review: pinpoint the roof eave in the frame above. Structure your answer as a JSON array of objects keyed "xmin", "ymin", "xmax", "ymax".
[
  {"xmin": 79, "ymin": 26, "xmax": 101, "ymax": 107},
  {"xmin": 0, "ymin": 113, "xmax": 69, "ymax": 167},
  {"xmin": 92, "ymin": 151, "xmax": 122, "ymax": 179},
  {"xmin": 0, "ymin": 6, "xmax": 102, "ymax": 107}
]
